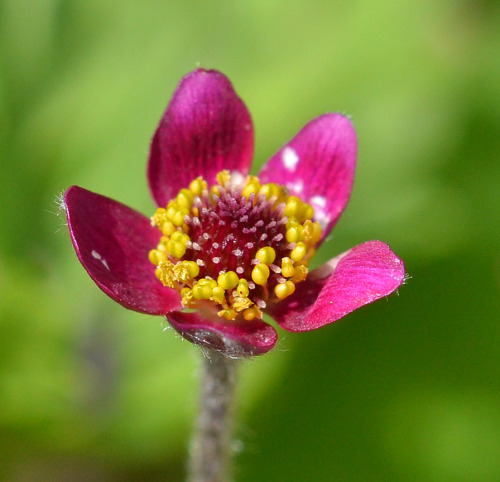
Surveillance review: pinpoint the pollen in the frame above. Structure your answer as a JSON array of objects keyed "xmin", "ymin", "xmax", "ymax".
[{"xmin": 148, "ymin": 170, "xmax": 322, "ymax": 321}]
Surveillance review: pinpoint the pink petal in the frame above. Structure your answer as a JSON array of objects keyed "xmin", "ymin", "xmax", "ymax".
[
  {"xmin": 148, "ymin": 69, "xmax": 254, "ymax": 207},
  {"xmin": 64, "ymin": 186, "xmax": 181, "ymax": 314},
  {"xmin": 258, "ymin": 114, "xmax": 356, "ymax": 241},
  {"xmin": 269, "ymin": 241, "xmax": 405, "ymax": 332},
  {"xmin": 167, "ymin": 310, "xmax": 278, "ymax": 357}
]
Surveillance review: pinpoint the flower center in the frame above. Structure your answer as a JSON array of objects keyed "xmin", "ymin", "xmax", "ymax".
[{"xmin": 148, "ymin": 170, "xmax": 322, "ymax": 321}]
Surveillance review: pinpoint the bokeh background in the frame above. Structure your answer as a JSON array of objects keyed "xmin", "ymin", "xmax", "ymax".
[{"xmin": 1, "ymin": 0, "xmax": 499, "ymax": 480}]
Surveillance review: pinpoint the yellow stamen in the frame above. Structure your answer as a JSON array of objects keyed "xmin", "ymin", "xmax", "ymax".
[
  {"xmin": 255, "ymin": 246, "xmax": 276, "ymax": 265},
  {"xmin": 217, "ymin": 271, "xmax": 239, "ymax": 291},
  {"xmin": 173, "ymin": 260, "xmax": 200, "ymax": 282},
  {"xmin": 155, "ymin": 260, "xmax": 176, "ymax": 288},
  {"xmin": 242, "ymin": 176, "xmax": 261, "ymax": 198},
  {"xmin": 284, "ymin": 196, "xmax": 302, "ymax": 218},
  {"xmin": 192, "ymin": 278, "xmax": 217, "ymax": 299},
  {"xmin": 189, "ymin": 177, "xmax": 208, "ymax": 196},
  {"xmin": 302, "ymin": 220, "xmax": 322, "ymax": 244},
  {"xmin": 166, "ymin": 239, "xmax": 187, "ymax": 259},
  {"xmin": 232, "ymin": 296, "xmax": 253, "ymax": 312},
  {"xmin": 286, "ymin": 224, "xmax": 303, "ymax": 243},
  {"xmin": 148, "ymin": 249, "xmax": 167, "ymax": 265},
  {"xmin": 281, "ymin": 257, "xmax": 295, "ymax": 278},
  {"xmin": 216, "ymin": 170, "xmax": 231, "ymax": 186},
  {"xmin": 176, "ymin": 188, "xmax": 194, "ymax": 209},
  {"xmin": 251, "ymin": 263, "xmax": 270, "ymax": 286},
  {"xmin": 243, "ymin": 306, "xmax": 261, "ymax": 321},
  {"xmin": 218, "ymin": 308, "xmax": 237, "ymax": 320},
  {"xmin": 292, "ymin": 264, "xmax": 308, "ymax": 283},
  {"xmin": 274, "ymin": 280, "xmax": 296, "ymax": 300},
  {"xmin": 211, "ymin": 286, "xmax": 226, "ymax": 305},
  {"xmin": 290, "ymin": 242, "xmax": 307, "ymax": 262},
  {"xmin": 237, "ymin": 279, "xmax": 249, "ymax": 297}
]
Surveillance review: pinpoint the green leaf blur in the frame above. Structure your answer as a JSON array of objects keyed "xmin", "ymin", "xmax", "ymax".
[{"xmin": 1, "ymin": 0, "xmax": 498, "ymax": 480}]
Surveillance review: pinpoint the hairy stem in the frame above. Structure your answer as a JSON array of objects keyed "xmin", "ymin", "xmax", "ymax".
[{"xmin": 187, "ymin": 349, "xmax": 239, "ymax": 482}]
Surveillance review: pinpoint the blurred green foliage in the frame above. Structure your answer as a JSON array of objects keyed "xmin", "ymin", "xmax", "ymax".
[{"xmin": 1, "ymin": 0, "xmax": 499, "ymax": 480}]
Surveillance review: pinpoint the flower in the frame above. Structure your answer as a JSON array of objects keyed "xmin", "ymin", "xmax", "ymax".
[{"xmin": 63, "ymin": 69, "xmax": 405, "ymax": 358}]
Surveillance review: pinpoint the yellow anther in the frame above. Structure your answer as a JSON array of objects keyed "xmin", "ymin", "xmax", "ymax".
[
  {"xmin": 176, "ymin": 188, "xmax": 194, "ymax": 209},
  {"xmin": 173, "ymin": 260, "xmax": 200, "ymax": 282},
  {"xmin": 210, "ymin": 185, "xmax": 221, "ymax": 197},
  {"xmin": 165, "ymin": 202, "xmax": 179, "ymax": 220},
  {"xmin": 169, "ymin": 205, "xmax": 189, "ymax": 227},
  {"xmin": 151, "ymin": 208, "xmax": 168, "ymax": 227},
  {"xmin": 192, "ymin": 278, "xmax": 217, "ymax": 299},
  {"xmin": 189, "ymin": 177, "xmax": 208, "ymax": 196},
  {"xmin": 292, "ymin": 264, "xmax": 308, "ymax": 283},
  {"xmin": 284, "ymin": 196, "xmax": 302, "ymax": 218},
  {"xmin": 161, "ymin": 221, "xmax": 176, "ymax": 236},
  {"xmin": 291, "ymin": 242, "xmax": 307, "ymax": 262},
  {"xmin": 281, "ymin": 257, "xmax": 295, "ymax": 278},
  {"xmin": 286, "ymin": 224, "xmax": 303, "ymax": 243},
  {"xmin": 251, "ymin": 263, "xmax": 270, "ymax": 286},
  {"xmin": 211, "ymin": 286, "xmax": 226, "ymax": 305},
  {"xmin": 237, "ymin": 279, "xmax": 249, "ymax": 297},
  {"xmin": 216, "ymin": 170, "xmax": 231, "ymax": 186},
  {"xmin": 259, "ymin": 183, "xmax": 282, "ymax": 201},
  {"xmin": 242, "ymin": 176, "xmax": 261, "ymax": 198},
  {"xmin": 302, "ymin": 220, "xmax": 322, "ymax": 245},
  {"xmin": 166, "ymin": 239, "xmax": 187, "ymax": 259},
  {"xmin": 255, "ymin": 246, "xmax": 276, "ymax": 265},
  {"xmin": 218, "ymin": 308, "xmax": 237, "ymax": 320},
  {"xmin": 274, "ymin": 280, "xmax": 296, "ymax": 300},
  {"xmin": 170, "ymin": 230, "xmax": 190, "ymax": 243},
  {"xmin": 181, "ymin": 288, "xmax": 195, "ymax": 307},
  {"xmin": 232, "ymin": 296, "xmax": 253, "ymax": 312},
  {"xmin": 243, "ymin": 306, "xmax": 261, "ymax": 321},
  {"xmin": 301, "ymin": 203, "xmax": 314, "ymax": 221},
  {"xmin": 155, "ymin": 260, "xmax": 176, "ymax": 288},
  {"xmin": 217, "ymin": 271, "xmax": 239, "ymax": 290},
  {"xmin": 148, "ymin": 249, "xmax": 167, "ymax": 265}
]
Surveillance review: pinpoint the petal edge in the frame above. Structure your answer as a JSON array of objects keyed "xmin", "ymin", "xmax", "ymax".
[
  {"xmin": 270, "ymin": 241, "xmax": 405, "ymax": 332},
  {"xmin": 148, "ymin": 69, "xmax": 254, "ymax": 206},
  {"xmin": 259, "ymin": 113, "xmax": 356, "ymax": 241},
  {"xmin": 64, "ymin": 186, "xmax": 181, "ymax": 314},
  {"xmin": 167, "ymin": 310, "xmax": 278, "ymax": 358}
]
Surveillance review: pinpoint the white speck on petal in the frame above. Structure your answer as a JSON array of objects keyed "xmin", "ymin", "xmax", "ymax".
[
  {"xmin": 310, "ymin": 195, "xmax": 327, "ymax": 208},
  {"xmin": 288, "ymin": 180, "xmax": 304, "ymax": 194},
  {"xmin": 282, "ymin": 147, "xmax": 299, "ymax": 171},
  {"xmin": 91, "ymin": 250, "xmax": 110, "ymax": 271}
]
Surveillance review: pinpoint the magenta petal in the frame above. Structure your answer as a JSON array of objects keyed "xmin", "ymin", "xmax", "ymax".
[
  {"xmin": 167, "ymin": 310, "xmax": 278, "ymax": 357},
  {"xmin": 148, "ymin": 69, "xmax": 254, "ymax": 207},
  {"xmin": 258, "ymin": 114, "xmax": 356, "ymax": 240},
  {"xmin": 64, "ymin": 186, "xmax": 181, "ymax": 314},
  {"xmin": 270, "ymin": 241, "xmax": 405, "ymax": 332}
]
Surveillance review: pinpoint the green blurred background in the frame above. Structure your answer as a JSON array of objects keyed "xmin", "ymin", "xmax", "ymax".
[{"xmin": 1, "ymin": 0, "xmax": 499, "ymax": 480}]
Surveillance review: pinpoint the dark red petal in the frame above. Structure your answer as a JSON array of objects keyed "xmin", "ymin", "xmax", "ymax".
[
  {"xmin": 167, "ymin": 310, "xmax": 278, "ymax": 357},
  {"xmin": 64, "ymin": 186, "xmax": 181, "ymax": 314},
  {"xmin": 269, "ymin": 241, "xmax": 405, "ymax": 332},
  {"xmin": 148, "ymin": 69, "xmax": 254, "ymax": 207},
  {"xmin": 259, "ymin": 114, "xmax": 356, "ymax": 241}
]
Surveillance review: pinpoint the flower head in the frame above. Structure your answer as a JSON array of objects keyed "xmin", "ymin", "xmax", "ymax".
[{"xmin": 64, "ymin": 69, "xmax": 405, "ymax": 357}]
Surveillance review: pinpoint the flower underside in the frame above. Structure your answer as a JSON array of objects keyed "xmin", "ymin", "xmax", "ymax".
[{"xmin": 149, "ymin": 170, "xmax": 322, "ymax": 321}]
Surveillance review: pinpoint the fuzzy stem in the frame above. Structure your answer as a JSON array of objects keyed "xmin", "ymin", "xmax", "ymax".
[{"xmin": 187, "ymin": 349, "xmax": 239, "ymax": 482}]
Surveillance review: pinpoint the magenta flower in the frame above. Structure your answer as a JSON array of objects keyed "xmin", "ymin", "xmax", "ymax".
[{"xmin": 64, "ymin": 69, "xmax": 405, "ymax": 358}]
